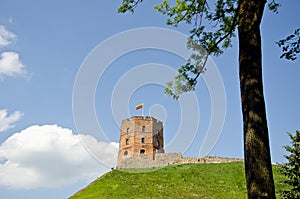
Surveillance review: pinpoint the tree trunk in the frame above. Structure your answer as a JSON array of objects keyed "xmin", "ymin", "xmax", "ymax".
[{"xmin": 238, "ymin": 0, "xmax": 276, "ymax": 198}]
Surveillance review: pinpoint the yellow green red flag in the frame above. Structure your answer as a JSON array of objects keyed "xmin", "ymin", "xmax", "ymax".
[{"xmin": 135, "ymin": 103, "xmax": 144, "ymax": 110}]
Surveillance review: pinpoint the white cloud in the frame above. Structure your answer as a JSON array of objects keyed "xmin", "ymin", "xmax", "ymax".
[
  {"xmin": 0, "ymin": 52, "xmax": 26, "ymax": 78},
  {"xmin": 0, "ymin": 25, "xmax": 16, "ymax": 47},
  {"xmin": 0, "ymin": 25, "xmax": 27, "ymax": 79},
  {"xmin": 0, "ymin": 109, "xmax": 23, "ymax": 132},
  {"xmin": 0, "ymin": 125, "xmax": 118, "ymax": 189}
]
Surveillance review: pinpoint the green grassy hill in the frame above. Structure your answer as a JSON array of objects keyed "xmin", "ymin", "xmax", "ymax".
[{"xmin": 70, "ymin": 162, "xmax": 287, "ymax": 199}]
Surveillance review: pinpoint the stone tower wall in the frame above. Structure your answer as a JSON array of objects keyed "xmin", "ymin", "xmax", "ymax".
[{"xmin": 117, "ymin": 116, "xmax": 164, "ymax": 168}]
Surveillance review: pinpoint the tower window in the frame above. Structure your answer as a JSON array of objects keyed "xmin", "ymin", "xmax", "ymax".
[
  {"xmin": 126, "ymin": 138, "xmax": 129, "ymax": 145},
  {"xmin": 142, "ymin": 126, "xmax": 145, "ymax": 132},
  {"xmin": 126, "ymin": 128, "xmax": 130, "ymax": 134},
  {"xmin": 124, "ymin": 151, "xmax": 128, "ymax": 156},
  {"xmin": 155, "ymin": 140, "xmax": 159, "ymax": 147},
  {"xmin": 140, "ymin": 149, "xmax": 145, "ymax": 154},
  {"xmin": 141, "ymin": 137, "xmax": 145, "ymax": 143}
]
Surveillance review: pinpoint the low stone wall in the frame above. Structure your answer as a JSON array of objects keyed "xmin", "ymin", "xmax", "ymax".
[
  {"xmin": 117, "ymin": 152, "xmax": 243, "ymax": 169},
  {"xmin": 175, "ymin": 156, "xmax": 243, "ymax": 165},
  {"xmin": 117, "ymin": 152, "xmax": 182, "ymax": 169}
]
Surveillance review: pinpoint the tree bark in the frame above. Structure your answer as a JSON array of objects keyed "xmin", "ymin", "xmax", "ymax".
[{"xmin": 238, "ymin": 0, "xmax": 276, "ymax": 198}]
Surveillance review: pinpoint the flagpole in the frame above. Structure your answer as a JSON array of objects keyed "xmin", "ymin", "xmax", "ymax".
[{"xmin": 135, "ymin": 103, "xmax": 144, "ymax": 117}]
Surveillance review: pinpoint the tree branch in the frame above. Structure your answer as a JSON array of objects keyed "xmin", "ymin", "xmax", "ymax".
[{"xmin": 192, "ymin": 4, "xmax": 239, "ymax": 84}]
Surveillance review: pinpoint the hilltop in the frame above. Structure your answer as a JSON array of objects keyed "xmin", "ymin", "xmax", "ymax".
[{"xmin": 69, "ymin": 162, "xmax": 287, "ymax": 199}]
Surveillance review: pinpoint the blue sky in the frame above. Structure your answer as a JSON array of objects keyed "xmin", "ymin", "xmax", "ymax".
[{"xmin": 0, "ymin": 0, "xmax": 299, "ymax": 198}]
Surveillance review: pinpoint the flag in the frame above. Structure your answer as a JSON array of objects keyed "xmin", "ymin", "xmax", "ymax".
[{"xmin": 135, "ymin": 103, "xmax": 144, "ymax": 110}]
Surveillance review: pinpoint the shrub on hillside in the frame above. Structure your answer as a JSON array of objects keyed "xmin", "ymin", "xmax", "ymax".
[{"xmin": 278, "ymin": 130, "xmax": 300, "ymax": 199}]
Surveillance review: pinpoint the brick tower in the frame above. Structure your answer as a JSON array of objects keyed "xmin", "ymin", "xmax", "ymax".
[{"xmin": 117, "ymin": 116, "xmax": 164, "ymax": 168}]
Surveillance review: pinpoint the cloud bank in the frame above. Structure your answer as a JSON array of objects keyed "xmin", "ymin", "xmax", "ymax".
[
  {"xmin": 0, "ymin": 109, "xmax": 23, "ymax": 132},
  {"xmin": 0, "ymin": 125, "xmax": 118, "ymax": 189}
]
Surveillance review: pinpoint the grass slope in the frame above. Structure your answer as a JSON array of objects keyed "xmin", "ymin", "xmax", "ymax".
[{"xmin": 70, "ymin": 162, "xmax": 287, "ymax": 199}]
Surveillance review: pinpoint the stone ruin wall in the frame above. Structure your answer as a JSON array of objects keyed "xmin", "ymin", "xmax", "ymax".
[
  {"xmin": 175, "ymin": 155, "xmax": 243, "ymax": 164},
  {"xmin": 117, "ymin": 152, "xmax": 243, "ymax": 169},
  {"xmin": 117, "ymin": 152, "xmax": 182, "ymax": 169}
]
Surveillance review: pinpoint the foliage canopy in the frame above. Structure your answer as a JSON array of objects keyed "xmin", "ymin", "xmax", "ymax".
[{"xmin": 118, "ymin": 0, "xmax": 290, "ymax": 99}]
